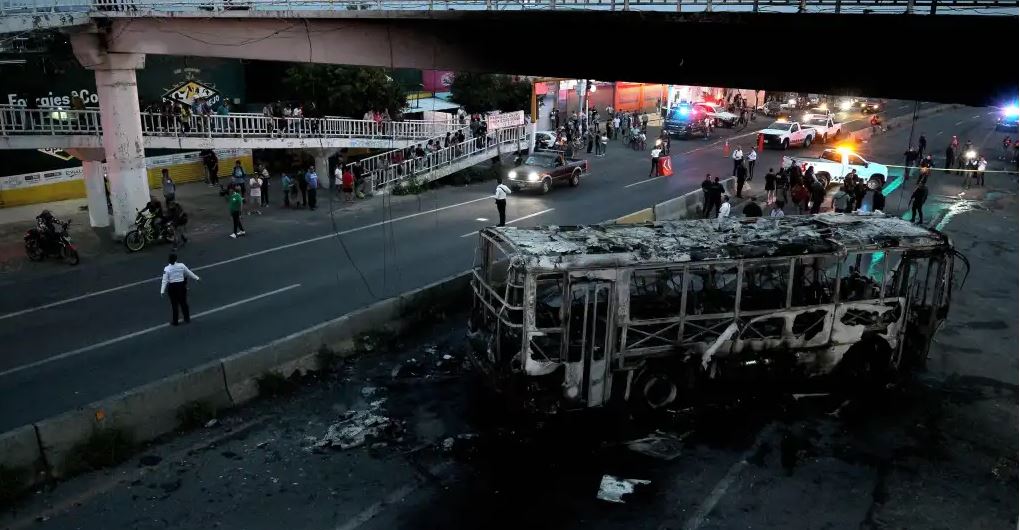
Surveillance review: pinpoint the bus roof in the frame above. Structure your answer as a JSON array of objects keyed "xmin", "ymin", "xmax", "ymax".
[{"xmin": 482, "ymin": 214, "xmax": 949, "ymax": 270}]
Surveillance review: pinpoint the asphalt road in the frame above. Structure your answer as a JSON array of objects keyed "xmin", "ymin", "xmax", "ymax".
[{"xmin": 0, "ymin": 100, "xmax": 1004, "ymax": 431}]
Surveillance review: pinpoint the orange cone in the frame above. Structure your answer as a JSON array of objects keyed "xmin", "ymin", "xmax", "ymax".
[{"xmin": 723, "ymin": 140, "xmax": 730, "ymax": 157}]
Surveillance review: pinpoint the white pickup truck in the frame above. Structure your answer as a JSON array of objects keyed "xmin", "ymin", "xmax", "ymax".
[
  {"xmin": 759, "ymin": 120, "xmax": 816, "ymax": 150},
  {"xmin": 782, "ymin": 148, "xmax": 889, "ymax": 188},
  {"xmin": 801, "ymin": 114, "xmax": 843, "ymax": 144}
]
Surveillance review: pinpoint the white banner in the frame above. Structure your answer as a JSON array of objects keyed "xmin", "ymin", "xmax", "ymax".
[{"xmin": 487, "ymin": 110, "xmax": 524, "ymax": 130}]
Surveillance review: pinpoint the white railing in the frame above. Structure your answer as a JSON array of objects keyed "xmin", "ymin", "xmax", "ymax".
[
  {"xmin": 0, "ymin": 106, "xmax": 461, "ymax": 141},
  {"xmin": 354, "ymin": 124, "xmax": 528, "ymax": 191},
  {"xmin": 0, "ymin": 0, "xmax": 1015, "ymax": 16}
]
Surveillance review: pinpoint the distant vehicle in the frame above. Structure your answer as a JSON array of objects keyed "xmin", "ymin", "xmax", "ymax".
[
  {"xmin": 535, "ymin": 130, "xmax": 557, "ymax": 150},
  {"xmin": 996, "ymin": 105, "xmax": 1019, "ymax": 131},
  {"xmin": 801, "ymin": 114, "xmax": 843, "ymax": 144},
  {"xmin": 693, "ymin": 102, "xmax": 739, "ymax": 128},
  {"xmin": 859, "ymin": 99, "xmax": 883, "ymax": 114},
  {"xmin": 468, "ymin": 215, "xmax": 964, "ymax": 413},
  {"xmin": 507, "ymin": 151, "xmax": 588, "ymax": 194},
  {"xmin": 759, "ymin": 120, "xmax": 817, "ymax": 149},
  {"xmin": 759, "ymin": 101, "xmax": 783, "ymax": 117},
  {"xmin": 804, "ymin": 106, "xmax": 834, "ymax": 120},
  {"xmin": 783, "ymin": 147, "xmax": 889, "ymax": 188},
  {"xmin": 663, "ymin": 104, "xmax": 710, "ymax": 139}
]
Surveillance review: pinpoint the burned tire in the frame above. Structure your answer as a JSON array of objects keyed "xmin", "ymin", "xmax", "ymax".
[{"xmin": 630, "ymin": 361, "xmax": 698, "ymax": 414}]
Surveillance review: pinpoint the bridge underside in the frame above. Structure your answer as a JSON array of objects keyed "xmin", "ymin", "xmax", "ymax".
[
  {"xmin": 93, "ymin": 11, "xmax": 1019, "ymax": 106},
  {"xmin": 0, "ymin": 135, "xmax": 431, "ymax": 151}
]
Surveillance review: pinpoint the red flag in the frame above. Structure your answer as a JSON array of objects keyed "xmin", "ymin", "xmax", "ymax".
[{"xmin": 658, "ymin": 156, "xmax": 674, "ymax": 177}]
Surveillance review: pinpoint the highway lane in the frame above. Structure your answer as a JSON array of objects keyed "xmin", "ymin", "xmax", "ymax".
[{"xmin": 0, "ymin": 100, "xmax": 956, "ymax": 430}]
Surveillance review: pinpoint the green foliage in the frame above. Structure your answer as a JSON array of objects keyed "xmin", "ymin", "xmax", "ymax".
[
  {"xmin": 176, "ymin": 400, "xmax": 217, "ymax": 431},
  {"xmin": 283, "ymin": 65, "xmax": 407, "ymax": 118},
  {"xmin": 450, "ymin": 73, "xmax": 531, "ymax": 114},
  {"xmin": 63, "ymin": 427, "xmax": 135, "ymax": 475},
  {"xmin": 391, "ymin": 176, "xmax": 429, "ymax": 196}
]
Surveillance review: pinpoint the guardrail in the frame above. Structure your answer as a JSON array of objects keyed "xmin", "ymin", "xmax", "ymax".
[
  {"xmin": 0, "ymin": 107, "xmax": 462, "ymax": 141},
  {"xmin": 0, "ymin": 0, "xmax": 1015, "ymax": 16},
  {"xmin": 353, "ymin": 124, "xmax": 529, "ymax": 191}
]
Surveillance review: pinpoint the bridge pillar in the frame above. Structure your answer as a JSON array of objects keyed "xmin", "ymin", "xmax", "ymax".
[
  {"xmin": 305, "ymin": 148, "xmax": 338, "ymax": 190},
  {"xmin": 92, "ymin": 53, "xmax": 149, "ymax": 237},
  {"xmin": 68, "ymin": 148, "xmax": 110, "ymax": 229}
]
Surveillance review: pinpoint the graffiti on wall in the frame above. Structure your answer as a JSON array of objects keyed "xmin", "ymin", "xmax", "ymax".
[{"xmin": 162, "ymin": 79, "xmax": 222, "ymax": 109}]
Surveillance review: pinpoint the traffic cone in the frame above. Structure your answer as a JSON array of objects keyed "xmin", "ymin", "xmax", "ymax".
[{"xmin": 723, "ymin": 140, "xmax": 730, "ymax": 157}]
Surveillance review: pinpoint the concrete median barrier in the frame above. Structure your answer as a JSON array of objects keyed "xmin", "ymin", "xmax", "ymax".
[
  {"xmin": 616, "ymin": 208, "xmax": 654, "ymax": 224},
  {"xmin": 0, "ymin": 425, "xmax": 45, "ymax": 489},
  {"xmin": 34, "ymin": 360, "xmax": 231, "ymax": 478},
  {"xmin": 221, "ymin": 270, "xmax": 473, "ymax": 405}
]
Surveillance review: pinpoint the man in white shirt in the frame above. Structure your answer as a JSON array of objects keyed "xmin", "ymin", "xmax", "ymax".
[
  {"xmin": 718, "ymin": 195, "xmax": 732, "ymax": 218},
  {"xmin": 731, "ymin": 146, "xmax": 744, "ymax": 177},
  {"xmin": 747, "ymin": 148, "xmax": 758, "ymax": 180},
  {"xmin": 649, "ymin": 146, "xmax": 662, "ymax": 177},
  {"xmin": 494, "ymin": 177, "xmax": 512, "ymax": 226},
  {"xmin": 160, "ymin": 253, "xmax": 200, "ymax": 326}
]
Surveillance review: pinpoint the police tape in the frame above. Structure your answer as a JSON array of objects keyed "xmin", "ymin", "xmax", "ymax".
[{"xmin": 884, "ymin": 164, "xmax": 1019, "ymax": 174}]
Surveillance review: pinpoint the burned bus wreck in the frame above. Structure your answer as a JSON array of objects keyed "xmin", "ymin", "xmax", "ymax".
[{"xmin": 467, "ymin": 214, "xmax": 963, "ymax": 413}]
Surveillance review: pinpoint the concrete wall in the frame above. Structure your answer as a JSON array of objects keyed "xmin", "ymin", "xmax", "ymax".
[
  {"xmin": 616, "ymin": 176, "xmax": 737, "ymax": 223},
  {"xmin": 0, "ymin": 270, "xmax": 471, "ymax": 487}
]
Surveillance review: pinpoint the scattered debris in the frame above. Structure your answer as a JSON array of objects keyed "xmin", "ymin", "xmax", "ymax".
[
  {"xmin": 425, "ymin": 345, "xmax": 438, "ymax": 355},
  {"xmin": 442, "ymin": 354, "xmax": 453, "ymax": 361},
  {"xmin": 361, "ymin": 386, "xmax": 379, "ymax": 398},
  {"xmin": 317, "ymin": 399, "xmax": 403, "ymax": 450},
  {"xmin": 596, "ymin": 475, "xmax": 650, "ymax": 504},
  {"xmin": 441, "ymin": 437, "xmax": 455, "ymax": 452},
  {"xmin": 626, "ymin": 431, "xmax": 690, "ymax": 461},
  {"xmin": 138, "ymin": 455, "xmax": 163, "ymax": 467},
  {"xmin": 792, "ymin": 393, "xmax": 831, "ymax": 400},
  {"xmin": 204, "ymin": 419, "xmax": 219, "ymax": 428},
  {"xmin": 256, "ymin": 439, "xmax": 274, "ymax": 449},
  {"xmin": 391, "ymin": 357, "xmax": 424, "ymax": 379}
]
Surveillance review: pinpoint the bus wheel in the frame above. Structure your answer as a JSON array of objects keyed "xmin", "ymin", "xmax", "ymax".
[{"xmin": 633, "ymin": 369, "xmax": 679, "ymax": 411}]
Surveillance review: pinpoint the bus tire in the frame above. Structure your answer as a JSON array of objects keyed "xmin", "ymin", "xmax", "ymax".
[{"xmin": 635, "ymin": 369, "xmax": 679, "ymax": 410}]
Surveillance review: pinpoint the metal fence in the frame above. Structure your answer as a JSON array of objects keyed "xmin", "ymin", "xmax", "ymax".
[
  {"xmin": 353, "ymin": 124, "xmax": 529, "ymax": 191},
  {"xmin": 1, "ymin": 0, "xmax": 1015, "ymax": 15},
  {"xmin": 0, "ymin": 106, "xmax": 462, "ymax": 141}
]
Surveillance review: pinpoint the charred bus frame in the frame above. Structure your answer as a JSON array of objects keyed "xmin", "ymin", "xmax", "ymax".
[{"xmin": 467, "ymin": 214, "xmax": 965, "ymax": 413}]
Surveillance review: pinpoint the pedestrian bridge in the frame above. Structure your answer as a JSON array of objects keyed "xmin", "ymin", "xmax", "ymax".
[{"xmin": 0, "ymin": 107, "xmax": 462, "ymax": 150}]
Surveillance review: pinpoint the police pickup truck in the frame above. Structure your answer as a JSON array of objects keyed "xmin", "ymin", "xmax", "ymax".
[
  {"xmin": 782, "ymin": 148, "xmax": 889, "ymax": 188},
  {"xmin": 801, "ymin": 114, "xmax": 843, "ymax": 144},
  {"xmin": 759, "ymin": 120, "xmax": 817, "ymax": 149},
  {"xmin": 507, "ymin": 151, "xmax": 589, "ymax": 194}
]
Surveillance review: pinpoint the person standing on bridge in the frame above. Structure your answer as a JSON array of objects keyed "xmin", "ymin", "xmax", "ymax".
[
  {"xmin": 306, "ymin": 166, "xmax": 319, "ymax": 211},
  {"xmin": 494, "ymin": 177, "xmax": 512, "ymax": 227},
  {"xmin": 161, "ymin": 253, "xmax": 199, "ymax": 326}
]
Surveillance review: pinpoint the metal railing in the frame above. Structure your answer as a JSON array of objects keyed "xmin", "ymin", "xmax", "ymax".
[
  {"xmin": 1, "ymin": 0, "xmax": 1015, "ymax": 16},
  {"xmin": 0, "ymin": 106, "xmax": 462, "ymax": 141},
  {"xmin": 353, "ymin": 124, "xmax": 529, "ymax": 191}
]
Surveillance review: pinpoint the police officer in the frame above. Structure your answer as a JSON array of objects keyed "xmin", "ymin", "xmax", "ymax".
[{"xmin": 160, "ymin": 253, "xmax": 200, "ymax": 326}]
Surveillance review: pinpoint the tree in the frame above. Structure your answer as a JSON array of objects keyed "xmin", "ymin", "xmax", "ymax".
[
  {"xmin": 283, "ymin": 65, "xmax": 406, "ymax": 118},
  {"xmin": 449, "ymin": 73, "xmax": 531, "ymax": 114}
]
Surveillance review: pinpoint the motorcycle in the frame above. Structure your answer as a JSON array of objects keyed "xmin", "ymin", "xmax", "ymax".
[
  {"xmin": 124, "ymin": 210, "xmax": 176, "ymax": 252},
  {"xmin": 25, "ymin": 220, "xmax": 79, "ymax": 266}
]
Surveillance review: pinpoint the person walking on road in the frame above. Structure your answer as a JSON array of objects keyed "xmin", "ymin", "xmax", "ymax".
[
  {"xmin": 976, "ymin": 156, "xmax": 987, "ymax": 186},
  {"xmin": 231, "ymin": 161, "xmax": 246, "ymax": 196},
  {"xmin": 731, "ymin": 146, "xmax": 744, "ymax": 176},
  {"xmin": 161, "ymin": 169, "xmax": 176, "ymax": 205},
  {"xmin": 704, "ymin": 176, "xmax": 724, "ymax": 218},
  {"xmin": 160, "ymin": 253, "xmax": 199, "ymax": 326},
  {"xmin": 908, "ymin": 182, "xmax": 928, "ymax": 224},
  {"xmin": 296, "ymin": 169, "xmax": 309, "ymax": 208},
  {"xmin": 650, "ymin": 145, "xmax": 662, "ymax": 178},
  {"xmin": 494, "ymin": 177, "xmax": 511, "ymax": 226},
  {"xmin": 701, "ymin": 174, "xmax": 714, "ymax": 217},
  {"xmin": 809, "ymin": 177, "xmax": 825, "ymax": 214},
  {"xmin": 918, "ymin": 134, "xmax": 927, "ymax": 160},
  {"xmin": 746, "ymin": 148, "xmax": 757, "ymax": 180},
  {"xmin": 306, "ymin": 166, "xmax": 319, "ymax": 210},
  {"xmin": 281, "ymin": 173, "xmax": 293, "ymax": 208},
  {"xmin": 228, "ymin": 186, "xmax": 245, "ymax": 238},
  {"xmin": 259, "ymin": 165, "xmax": 270, "ymax": 207}
]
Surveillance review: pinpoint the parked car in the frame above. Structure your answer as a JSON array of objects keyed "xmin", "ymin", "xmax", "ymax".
[
  {"xmin": 759, "ymin": 120, "xmax": 817, "ymax": 149},
  {"xmin": 783, "ymin": 147, "xmax": 889, "ymax": 188},
  {"xmin": 507, "ymin": 151, "xmax": 589, "ymax": 194}
]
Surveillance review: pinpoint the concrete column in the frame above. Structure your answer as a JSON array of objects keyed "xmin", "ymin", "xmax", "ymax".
[
  {"xmin": 304, "ymin": 148, "xmax": 338, "ymax": 189},
  {"xmin": 67, "ymin": 148, "xmax": 109, "ymax": 229},
  {"xmin": 93, "ymin": 53, "xmax": 148, "ymax": 237}
]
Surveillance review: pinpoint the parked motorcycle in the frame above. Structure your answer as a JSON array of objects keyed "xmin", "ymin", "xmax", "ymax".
[
  {"xmin": 24, "ymin": 220, "xmax": 79, "ymax": 266},
  {"xmin": 124, "ymin": 210, "xmax": 175, "ymax": 253}
]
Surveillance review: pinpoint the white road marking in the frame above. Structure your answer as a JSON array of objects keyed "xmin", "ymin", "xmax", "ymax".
[
  {"xmin": 624, "ymin": 176, "xmax": 664, "ymax": 188},
  {"xmin": 955, "ymin": 120, "xmax": 964, "ymax": 126},
  {"xmin": 459, "ymin": 208, "xmax": 554, "ymax": 237},
  {"xmin": 0, "ymin": 284, "xmax": 301, "ymax": 378},
  {"xmin": 679, "ymin": 424, "xmax": 777, "ymax": 530},
  {"xmin": 474, "ymin": 217, "xmax": 489, "ymax": 222},
  {"xmin": 333, "ymin": 462, "xmax": 452, "ymax": 530},
  {"xmin": 0, "ymin": 195, "xmax": 495, "ymax": 321}
]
